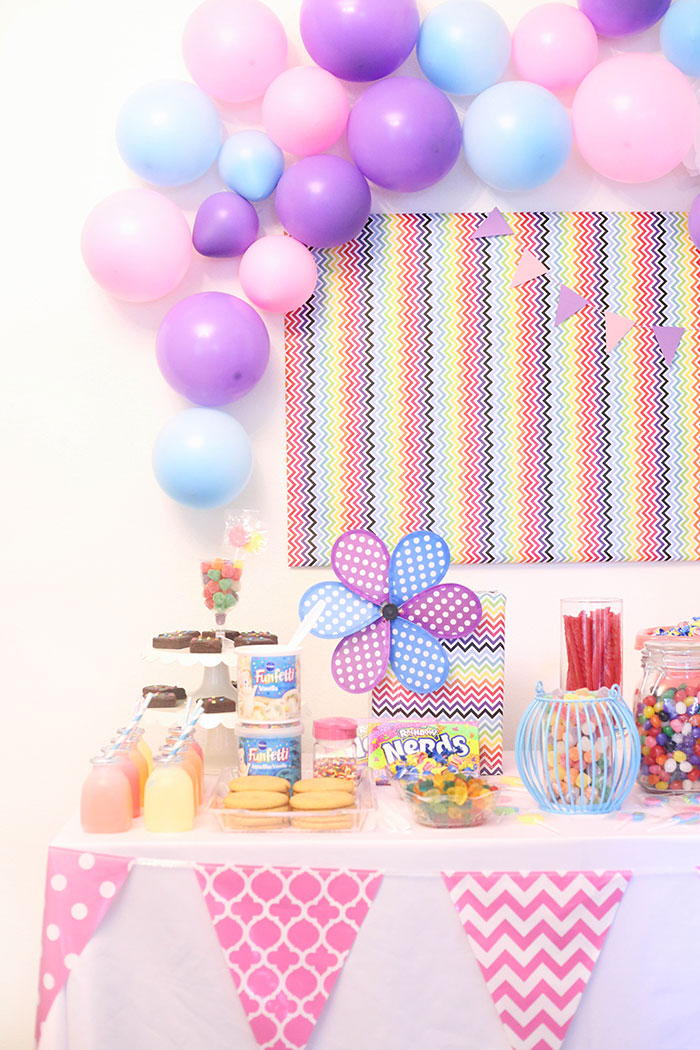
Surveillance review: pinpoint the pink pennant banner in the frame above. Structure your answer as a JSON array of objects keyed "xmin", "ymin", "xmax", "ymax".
[
  {"xmin": 511, "ymin": 249, "xmax": 548, "ymax": 288},
  {"xmin": 554, "ymin": 285, "xmax": 588, "ymax": 327},
  {"xmin": 442, "ymin": 870, "xmax": 631, "ymax": 1050},
  {"xmin": 652, "ymin": 324, "xmax": 684, "ymax": 365},
  {"xmin": 470, "ymin": 207, "xmax": 514, "ymax": 239},
  {"xmin": 604, "ymin": 311, "xmax": 634, "ymax": 354},
  {"xmin": 36, "ymin": 847, "xmax": 133, "ymax": 1043},
  {"xmin": 194, "ymin": 863, "xmax": 383, "ymax": 1050}
]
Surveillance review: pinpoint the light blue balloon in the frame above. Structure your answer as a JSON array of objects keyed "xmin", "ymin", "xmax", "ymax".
[
  {"xmin": 152, "ymin": 408, "xmax": 252, "ymax": 509},
  {"xmin": 462, "ymin": 81, "xmax": 572, "ymax": 192},
  {"xmin": 417, "ymin": 0, "xmax": 511, "ymax": 96},
  {"xmin": 218, "ymin": 131, "xmax": 285, "ymax": 202},
  {"xmin": 661, "ymin": 0, "xmax": 700, "ymax": 76},
  {"xmin": 117, "ymin": 79, "xmax": 222, "ymax": 187}
]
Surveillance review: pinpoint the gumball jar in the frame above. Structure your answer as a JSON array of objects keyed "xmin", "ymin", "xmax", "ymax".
[
  {"xmin": 516, "ymin": 683, "xmax": 639, "ymax": 814},
  {"xmin": 634, "ymin": 637, "xmax": 700, "ymax": 794}
]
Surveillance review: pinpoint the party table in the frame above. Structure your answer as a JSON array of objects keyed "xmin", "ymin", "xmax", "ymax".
[{"xmin": 38, "ymin": 755, "xmax": 700, "ymax": 1050}]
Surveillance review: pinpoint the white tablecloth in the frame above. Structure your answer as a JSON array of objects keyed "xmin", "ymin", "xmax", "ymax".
[{"xmin": 39, "ymin": 756, "xmax": 700, "ymax": 1050}]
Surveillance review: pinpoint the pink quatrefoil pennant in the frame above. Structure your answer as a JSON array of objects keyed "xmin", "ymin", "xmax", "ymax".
[{"xmin": 193, "ymin": 863, "xmax": 383, "ymax": 1050}]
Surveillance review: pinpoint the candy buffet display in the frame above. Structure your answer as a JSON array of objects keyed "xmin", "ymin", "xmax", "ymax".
[
  {"xmin": 561, "ymin": 598, "xmax": 622, "ymax": 691},
  {"xmin": 516, "ymin": 684, "xmax": 640, "ymax": 814},
  {"xmin": 635, "ymin": 634, "xmax": 700, "ymax": 794}
]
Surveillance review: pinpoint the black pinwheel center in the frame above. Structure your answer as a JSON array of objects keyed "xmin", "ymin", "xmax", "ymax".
[{"xmin": 380, "ymin": 602, "xmax": 399, "ymax": 622}]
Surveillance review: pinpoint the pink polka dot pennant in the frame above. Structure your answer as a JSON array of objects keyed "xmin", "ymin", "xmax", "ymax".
[
  {"xmin": 193, "ymin": 863, "xmax": 383, "ymax": 1050},
  {"xmin": 36, "ymin": 848, "xmax": 133, "ymax": 1043}
]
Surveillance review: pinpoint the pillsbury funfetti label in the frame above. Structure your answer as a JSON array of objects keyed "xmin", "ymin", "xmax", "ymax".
[
  {"xmin": 358, "ymin": 720, "xmax": 480, "ymax": 784},
  {"xmin": 238, "ymin": 729, "xmax": 301, "ymax": 785},
  {"xmin": 237, "ymin": 648, "xmax": 301, "ymax": 721}
]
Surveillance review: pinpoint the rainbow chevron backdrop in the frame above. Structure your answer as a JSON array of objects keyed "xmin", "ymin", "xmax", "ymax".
[
  {"xmin": 372, "ymin": 591, "xmax": 505, "ymax": 775},
  {"xmin": 285, "ymin": 211, "xmax": 700, "ymax": 565}
]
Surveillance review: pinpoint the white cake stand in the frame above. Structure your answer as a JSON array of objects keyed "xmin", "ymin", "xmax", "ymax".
[{"xmin": 143, "ymin": 641, "xmax": 238, "ymax": 701}]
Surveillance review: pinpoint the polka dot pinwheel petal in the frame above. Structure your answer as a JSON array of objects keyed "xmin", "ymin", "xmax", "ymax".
[
  {"xmin": 400, "ymin": 584, "xmax": 482, "ymax": 640},
  {"xmin": 331, "ymin": 530, "xmax": 390, "ymax": 605},
  {"xmin": 298, "ymin": 582, "xmax": 380, "ymax": 640},
  {"xmin": 388, "ymin": 530, "xmax": 450, "ymax": 604},
  {"xmin": 389, "ymin": 617, "xmax": 450, "ymax": 694},
  {"xmin": 331, "ymin": 620, "xmax": 391, "ymax": 693}
]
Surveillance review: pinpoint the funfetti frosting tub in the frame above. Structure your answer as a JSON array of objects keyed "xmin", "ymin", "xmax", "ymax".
[
  {"xmin": 236, "ymin": 645, "xmax": 301, "ymax": 722},
  {"xmin": 237, "ymin": 722, "xmax": 302, "ymax": 786}
]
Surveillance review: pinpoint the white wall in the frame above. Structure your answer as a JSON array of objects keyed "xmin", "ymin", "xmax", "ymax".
[{"xmin": 2, "ymin": 0, "xmax": 699, "ymax": 1044}]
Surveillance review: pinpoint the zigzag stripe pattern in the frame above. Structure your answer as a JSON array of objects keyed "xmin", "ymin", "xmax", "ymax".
[
  {"xmin": 285, "ymin": 211, "xmax": 700, "ymax": 566},
  {"xmin": 372, "ymin": 591, "xmax": 505, "ymax": 774},
  {"xmin": 442, "ymin": 870, "xmax": 631, "ymax": 1050}
]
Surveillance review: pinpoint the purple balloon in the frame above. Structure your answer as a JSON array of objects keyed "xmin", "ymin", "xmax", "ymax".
[
  {"xmin": 578, "ymin": 0, "xmax": 670, "ymax": 37},
  {"xmin": 689, "ymin": 193, "xmax": 700, "ymax": 250},
  {"xmin": 157, "ymin": 292, "xmax": 269, "ymax": 406},
  {"xmin": 192, "ymin": 191, "xmax": 259, "ymax": 258},
  {"xmin": 300, "ymin": 0, "xmax": 419, "ymax": 82},
  {"xmin": 275, "ymin": 156, "xmax": 371, "ymax": 248},
  {"xmin": 347, "ymin": 77, "xmax": 462, "ymax": 192}
]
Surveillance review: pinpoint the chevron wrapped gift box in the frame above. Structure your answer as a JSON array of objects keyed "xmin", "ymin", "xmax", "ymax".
[{"xmin": 372, "ymin": 591, "xmax": 505, "ymax": 775}]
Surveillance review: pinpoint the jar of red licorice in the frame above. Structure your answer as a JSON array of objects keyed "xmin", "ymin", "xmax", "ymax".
[
  {"xmin": 634, "ymin": 637, "xmax": 700, "ymax": 793},
  {"xmin": 561, "ymin": 599, "xmax": 622, "ymax": 692}
]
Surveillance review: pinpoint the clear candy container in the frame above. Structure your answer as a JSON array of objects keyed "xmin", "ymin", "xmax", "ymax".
[
  {"xmin": 635, "ymin": 637, "xmax": 700, "ymax": 793},
  {"xmin": 312, "ymin": 717, "xmax": 358, "ymax": 780}
]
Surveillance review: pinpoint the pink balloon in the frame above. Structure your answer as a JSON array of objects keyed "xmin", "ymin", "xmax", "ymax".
[
  {"xmin": 183, "ymin": 0, "xmax": 288, "ymax": 103},
  {"xmin": 262, "ymin": 66, "xmax": 349, "ymax": 157},
  {"xmin": 572, "ymin": 53, "xmax": 698, "ymax": 183},
  {"xmin": 513, "ymin": 4, "xmax": 598, "ymax": 91},
  {"xmin": 239, "ymin": 236, "xmax": 318, "ymax": 313},
  {"xmin": 81, "ymin": 189, "xmax": 192, "ymax": 302}
]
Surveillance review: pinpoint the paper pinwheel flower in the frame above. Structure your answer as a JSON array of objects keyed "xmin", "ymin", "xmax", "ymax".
[{"xmin": 298, "ymin": 529, "xmax": 482, "ymax": 695}]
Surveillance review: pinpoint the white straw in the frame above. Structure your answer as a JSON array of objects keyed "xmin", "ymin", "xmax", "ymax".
[{"xmin": 286, "ymin": 598, "xmax": 328, "ymax": 651}]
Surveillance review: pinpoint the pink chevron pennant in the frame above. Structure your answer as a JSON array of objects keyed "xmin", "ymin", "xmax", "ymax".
[
  {"xmin": 511, "ymin": 249, "xmax": 548, "ymax": 288},
  {"xmin": 652, "ymin": 324, "xmax": 684, "ymax": 365},
  {"xmin": 194, "ymin": 864, "xmax": 382, "ymax": 1050},
  {"xmin": 442, "ymin": 870, "xmax": 631, "ymax": 1050},
  {"xmin": 470, "ymin": 207, "xmax": 514, "ymax": 239},
  {"xmin": 554, "ymin": 285, "xmax": 588, "ymax": 327},
  {"xmin": 36, "ymin": 848, "xmax": 133, "ymax": 1043},
  {"xmin": 604, "ymin": 311, "xmax": 634, "ymax": 354}
]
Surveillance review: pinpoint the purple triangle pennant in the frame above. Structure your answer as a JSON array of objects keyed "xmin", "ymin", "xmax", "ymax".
[
  {"xmin": 470, "ymin": 208, "xmax": 514, "ymax": 240},
  {"xmin": 652, "ymin": 325, "xmax": 684, "ymax": 365},
  {"xmin": 554, "ymin": 284, "xmax": 589, "ymax": 327}
]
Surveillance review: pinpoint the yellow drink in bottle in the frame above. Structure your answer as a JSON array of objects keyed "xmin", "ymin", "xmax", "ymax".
[{"xmin": 144, "ymin": 755, "xmax": 195, "ymax": 832}]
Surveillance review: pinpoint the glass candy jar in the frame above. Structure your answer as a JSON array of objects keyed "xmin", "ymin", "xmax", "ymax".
[
  {"xmin": 312, "ymin": 717, "xmax": 358, "ymax": 780},
  {"xmin": 635, "ymin": 637, "xmax": 700, "ymax": 793}
]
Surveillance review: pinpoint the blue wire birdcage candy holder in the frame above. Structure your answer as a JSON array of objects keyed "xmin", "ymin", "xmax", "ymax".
[{"xmin": 515, "ymin": 683, "xmax": 640, "ymax": 814}]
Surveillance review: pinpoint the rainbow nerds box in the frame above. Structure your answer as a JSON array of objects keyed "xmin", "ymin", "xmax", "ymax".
[{"xmin": 357, "ymin": 720, "xmax": 480, "ymax": 784}]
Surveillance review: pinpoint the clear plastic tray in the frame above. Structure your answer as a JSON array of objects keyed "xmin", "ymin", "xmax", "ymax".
[{"xmin": 210, "ymin": 767, "xmax": 376, "ymax": 833}]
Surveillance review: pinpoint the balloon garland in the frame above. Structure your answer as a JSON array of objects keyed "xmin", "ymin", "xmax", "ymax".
[{"xmin": 81, "ymin": 0, "xmax": 700, "ymax": 509}]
